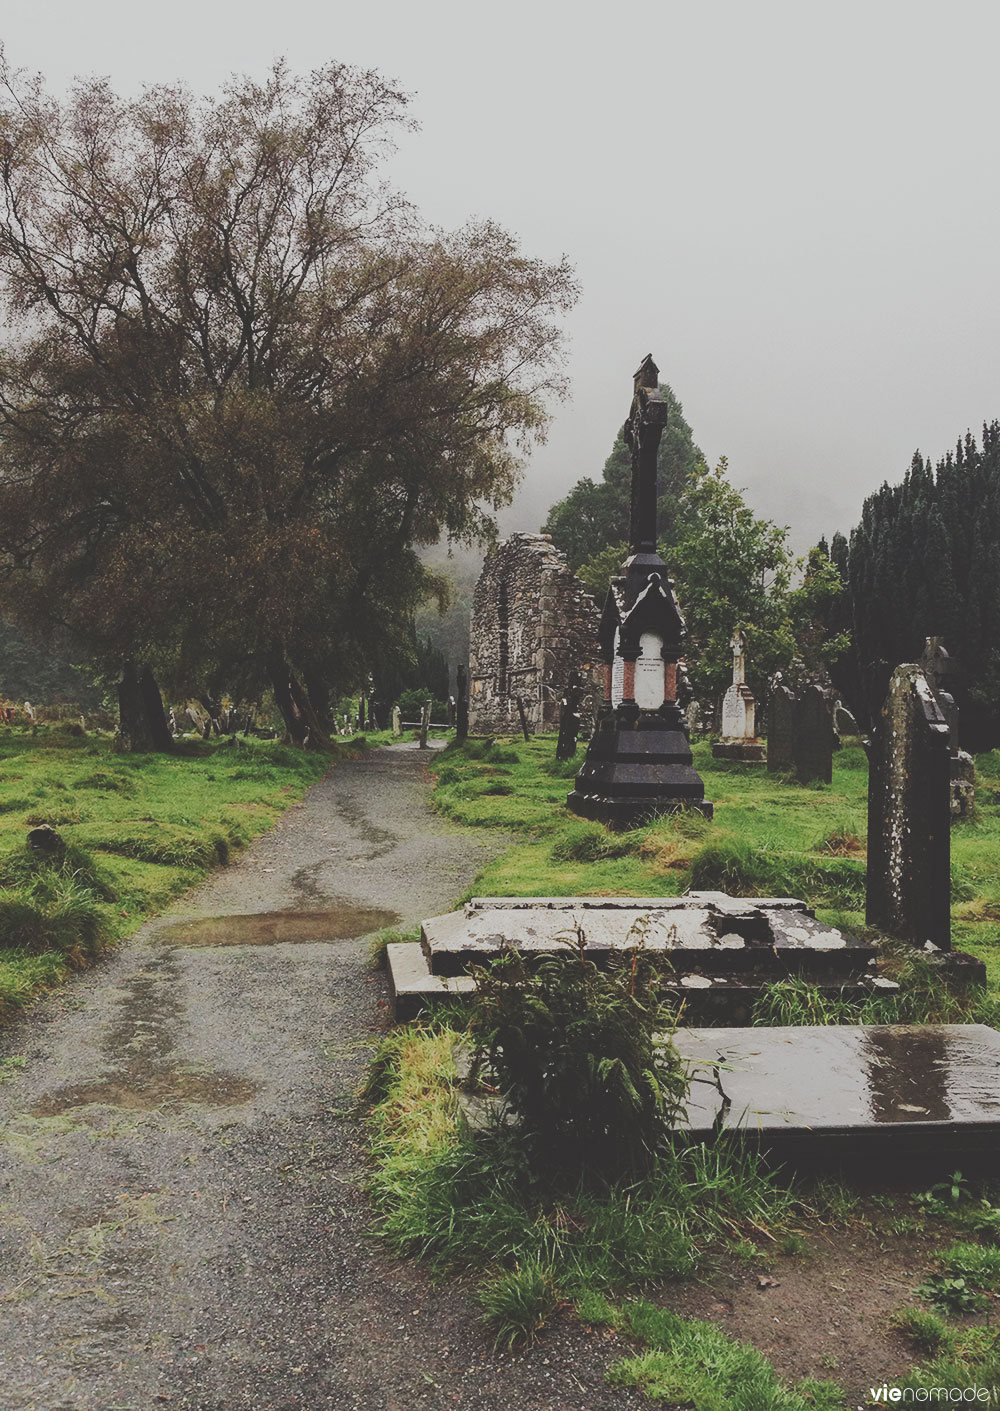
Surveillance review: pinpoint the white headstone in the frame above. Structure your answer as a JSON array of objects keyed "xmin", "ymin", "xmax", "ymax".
[
  {"xmin": 721, "ymin": 684, "xmax": 755, "ymax": 740},
  {"xmin": 634, "ymin": 632, "xmax": 665, "ymax": 709}
]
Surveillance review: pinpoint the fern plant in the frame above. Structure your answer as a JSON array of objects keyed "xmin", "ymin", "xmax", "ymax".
[{"xmin": 469, "ymin": 927, "xmax": 687, "ymax": 1181}]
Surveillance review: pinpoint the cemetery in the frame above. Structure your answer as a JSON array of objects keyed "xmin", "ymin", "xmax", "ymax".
[{"xmin": 0, "ymin": 24, "xmax": 998, "ymax": 1411}]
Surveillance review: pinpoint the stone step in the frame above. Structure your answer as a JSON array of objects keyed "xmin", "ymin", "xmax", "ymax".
[{"xmin": 386, "ymin": 940, "xmax": 887, "ymax": 1025}]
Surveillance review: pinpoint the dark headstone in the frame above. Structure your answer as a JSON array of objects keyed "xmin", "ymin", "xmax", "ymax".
[
  {"xmin": 27, "ymin": 825, "xmax": 64, "ymax": 855},
  {"xmin": 793, "ymin": 685, "xmax": 834, "ymax": 785},
  {"xmin": 766, "ymin": 684, "xmax": 796, "ymax": 773},
  {"xmin": 556, "ymin": 670, "xmax": 584, "ymax": 760},
  {"xmin": 834, "ymin": 702, "xmax": 859, "ymax": 736},
  {"xmin": 867, "ymin": 664, "xmax": 952, "ymax": 949}
]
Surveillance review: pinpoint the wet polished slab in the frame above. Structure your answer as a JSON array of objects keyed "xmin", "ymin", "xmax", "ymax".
[{"xmin": 675, "ymin": 1023, "xmax": 1000, "ymax": 1166}]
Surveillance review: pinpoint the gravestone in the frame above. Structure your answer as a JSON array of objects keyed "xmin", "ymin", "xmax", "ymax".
[
  {"xmin": 456, "ymin": 664, "xmax": 469, "ymax": 743},
  {"xmin": 568, "ymin": 356, "xmax": 711, "ymax": 825},
  {"xmin": 867, "ymin": 663, "xmax": 952, "ymax": 949},
  {"xmin": 713, "ymin": 630, "xmax": 765, "ymax": 762},
  {"xmin": 555, "ymin": 670, "xmax": 585, "ymax": 760},
  {"xmin": 391, "ymin": 706, "xmax": 402, "ymax": 737},
  {"xmin": 919, "ymin": 637, "xmax": 975, "ymax": 819},
  {"xmin": 766, "ymin": 684, "xmax": 796, "ymax": 773},
  {"xmin": 793, "ymin": 685, "xmax": 834, "ymax": 784}
]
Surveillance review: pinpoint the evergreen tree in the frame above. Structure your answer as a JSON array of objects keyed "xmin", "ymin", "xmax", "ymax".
[{"xmin": 836, "ymin": 423, "xmax": 1000, "ymax": 747}]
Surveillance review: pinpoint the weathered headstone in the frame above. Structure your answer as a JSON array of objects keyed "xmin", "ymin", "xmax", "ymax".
[
  {"xmin": 919, "ymin": 637, "xmax": 975, "ymax": 819},
  {"xmin": 456, "ymin": 664, "xmax": 469, "ymax": 743},
  {"xmin": 684, "ymin": 700, "xmax": 701, "ymax": 737},
  {"xmin": 867, "ymin": 664, "xmax": 951, "ymax": 949},
  {"xmin": 793, "ymin": 685, "xmax": 834, "ymax": 784},
  {"xmin": 712, "ymin": 629, "xmax": 765, "ymax": 762},
  {"xmin": 418, "ymin": 700, "xmax": 431, "ymax": 750},
  {"xmin": 766, "ymin": 683, "xmax": 796, "ymax": 773},
  {"xmin": 391, "ymin": 706, "xmax": 402, "ymax": 737}
]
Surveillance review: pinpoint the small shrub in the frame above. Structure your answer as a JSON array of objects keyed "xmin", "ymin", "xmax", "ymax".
[
  {"xmin": 479, "ymin": 1261, "xmax": 558, "ymax": 1347},
  {"xmin": 469, "ymin": 933, "xmax": 688, "ymax": 1179}
]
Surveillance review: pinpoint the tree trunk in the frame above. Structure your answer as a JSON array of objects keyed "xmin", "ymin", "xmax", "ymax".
[
  {"xmin": 304, "ymin": 671, "xmax": 333, "ymax": 733},
  {"xmin": 117, "ymin": 659, "xmax": 173, "ymax": 753},
  {"xmin": 267, "ymin": 646, "xmax": 330, "ymax": 749},
  {"xmin": 268, "ymin": 648, "xmax": 309, "ymax": 745},
  {"xmin": 288, "ymin": 670, "xmax": 332, "ymax": 750}
]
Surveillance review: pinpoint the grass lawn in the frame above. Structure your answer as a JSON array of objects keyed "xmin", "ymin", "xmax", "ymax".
[{"xmin": 0, "ymin": 725, "xmax": 382, "ymax": 1011}]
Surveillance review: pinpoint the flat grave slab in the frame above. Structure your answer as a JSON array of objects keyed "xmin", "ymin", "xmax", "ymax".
[
  {"xmin": 675, "ymin": 1023, "xmax": 1000, "ymax": 1166},
  {"xmin": 420, "ymin": 893, "xmax": 874, "ymax": 978}
]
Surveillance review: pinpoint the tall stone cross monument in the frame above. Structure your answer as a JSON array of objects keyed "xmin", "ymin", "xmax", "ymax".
[{"xmin": 568, "ymin": 356, "xmax": 712, "ymax": 826}]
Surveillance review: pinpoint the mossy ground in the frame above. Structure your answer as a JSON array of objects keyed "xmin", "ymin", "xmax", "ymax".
[{"xmin": 0, "ymin": 726, "xmax": 378, "ymax": 1011}]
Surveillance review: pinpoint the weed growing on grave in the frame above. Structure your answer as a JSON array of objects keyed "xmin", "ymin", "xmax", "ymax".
[
  {"xmin": 367, "ymin": 1023, "xmax": 797, "ymax": 1296},
  {"xmin": 468, "ymin": 930, "xmax": 687, "ymax": 1180}
]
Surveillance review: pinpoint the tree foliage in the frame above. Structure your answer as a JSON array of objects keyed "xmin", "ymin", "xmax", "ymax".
[
  {"xmin": 830, "ymin": 429, "xmax": 1000, "ymax": 746},
  {"xmin": 577, "ymin": 459, "xmax": 796, "ymax": 706},
  {"xmin": 0, "ymin": 58, "xmax": 576, "ymax": 745}
]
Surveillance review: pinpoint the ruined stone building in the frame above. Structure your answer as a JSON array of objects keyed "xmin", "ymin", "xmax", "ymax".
[{"xmin": 468, "ymin": 534, "xmax": 602, "ymax": 735}]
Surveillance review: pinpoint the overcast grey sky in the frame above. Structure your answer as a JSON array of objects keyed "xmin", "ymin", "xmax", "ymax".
[{"xmin": 4, "ymin": 1, "xmax": 999, "ymax": 550}]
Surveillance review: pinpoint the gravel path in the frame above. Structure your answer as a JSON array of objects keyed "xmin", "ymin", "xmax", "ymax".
[{"xmin": 0, "ymin": 745, "xmax": 644, "ymax": 1411}]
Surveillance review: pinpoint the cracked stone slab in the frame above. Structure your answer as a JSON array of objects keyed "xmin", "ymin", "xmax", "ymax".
[{"xmin": 421, "ymin": 895, "xmax": 862, "ymax": 977}]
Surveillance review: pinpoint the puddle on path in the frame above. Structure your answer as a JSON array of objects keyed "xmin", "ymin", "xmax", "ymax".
[
  {"xmin": 155, "ymin": 906, "xmax": 398, "ymax": 947},
  {"xmin": 32, "ymin": 1067, "xmax": 259, "ymax": 1116}
]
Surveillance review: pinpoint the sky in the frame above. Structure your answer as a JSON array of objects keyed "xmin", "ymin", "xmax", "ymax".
[{"xmin": 3, "ymin": 0, "xmax": 999, "ymax": 551}]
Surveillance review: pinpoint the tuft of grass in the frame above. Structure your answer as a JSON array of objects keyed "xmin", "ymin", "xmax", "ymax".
[
  {"xmin": 585, "ymin": 1297, "xmax": 846, "ymax": 1410},
  {"xmin": 892, "ymin": 1307, "xmax": 953, "ymax": 1354},
  {"xmin": 478, "ymin": 1261, "xmax": 559, "ymax": 1347}
]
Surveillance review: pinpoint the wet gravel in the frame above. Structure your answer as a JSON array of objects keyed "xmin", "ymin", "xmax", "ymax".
[{"xmin": 0, "ymin": 746, "xmax": 645, "ymax": 1411}]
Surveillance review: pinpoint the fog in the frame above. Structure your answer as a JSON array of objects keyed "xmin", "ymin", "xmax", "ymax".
[{"xmin": 5, "ymin": 0, "xmax": 999, "ymax": 549}]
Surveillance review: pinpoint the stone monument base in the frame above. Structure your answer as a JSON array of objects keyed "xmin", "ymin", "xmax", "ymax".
[
  {"xmin": 568, "ymin": 716, "xmax": 712, "ymax": 828},
  {"xmin": 711, "ymin": 739, "xmax": 766, "ymax": 762}
]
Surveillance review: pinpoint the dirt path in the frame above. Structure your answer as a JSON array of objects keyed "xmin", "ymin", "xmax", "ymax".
[{"xmin": 0, "ymin": 745, "xmax": 644, "ymax": 1411}]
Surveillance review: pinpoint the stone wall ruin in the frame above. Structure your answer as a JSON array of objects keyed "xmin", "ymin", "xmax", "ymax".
[{"xmin": 468, "ymin": 534, "xmax": 602, "ymax": 736}]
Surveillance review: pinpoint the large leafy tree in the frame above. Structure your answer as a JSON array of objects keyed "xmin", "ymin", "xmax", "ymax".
[
  {"xmin": 0, "ymin": 59, "xmax": 576, "ymax": 747},
  {"xmin": 542, "ymin": 383, "xmax": 702, "ymax": 571}
]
